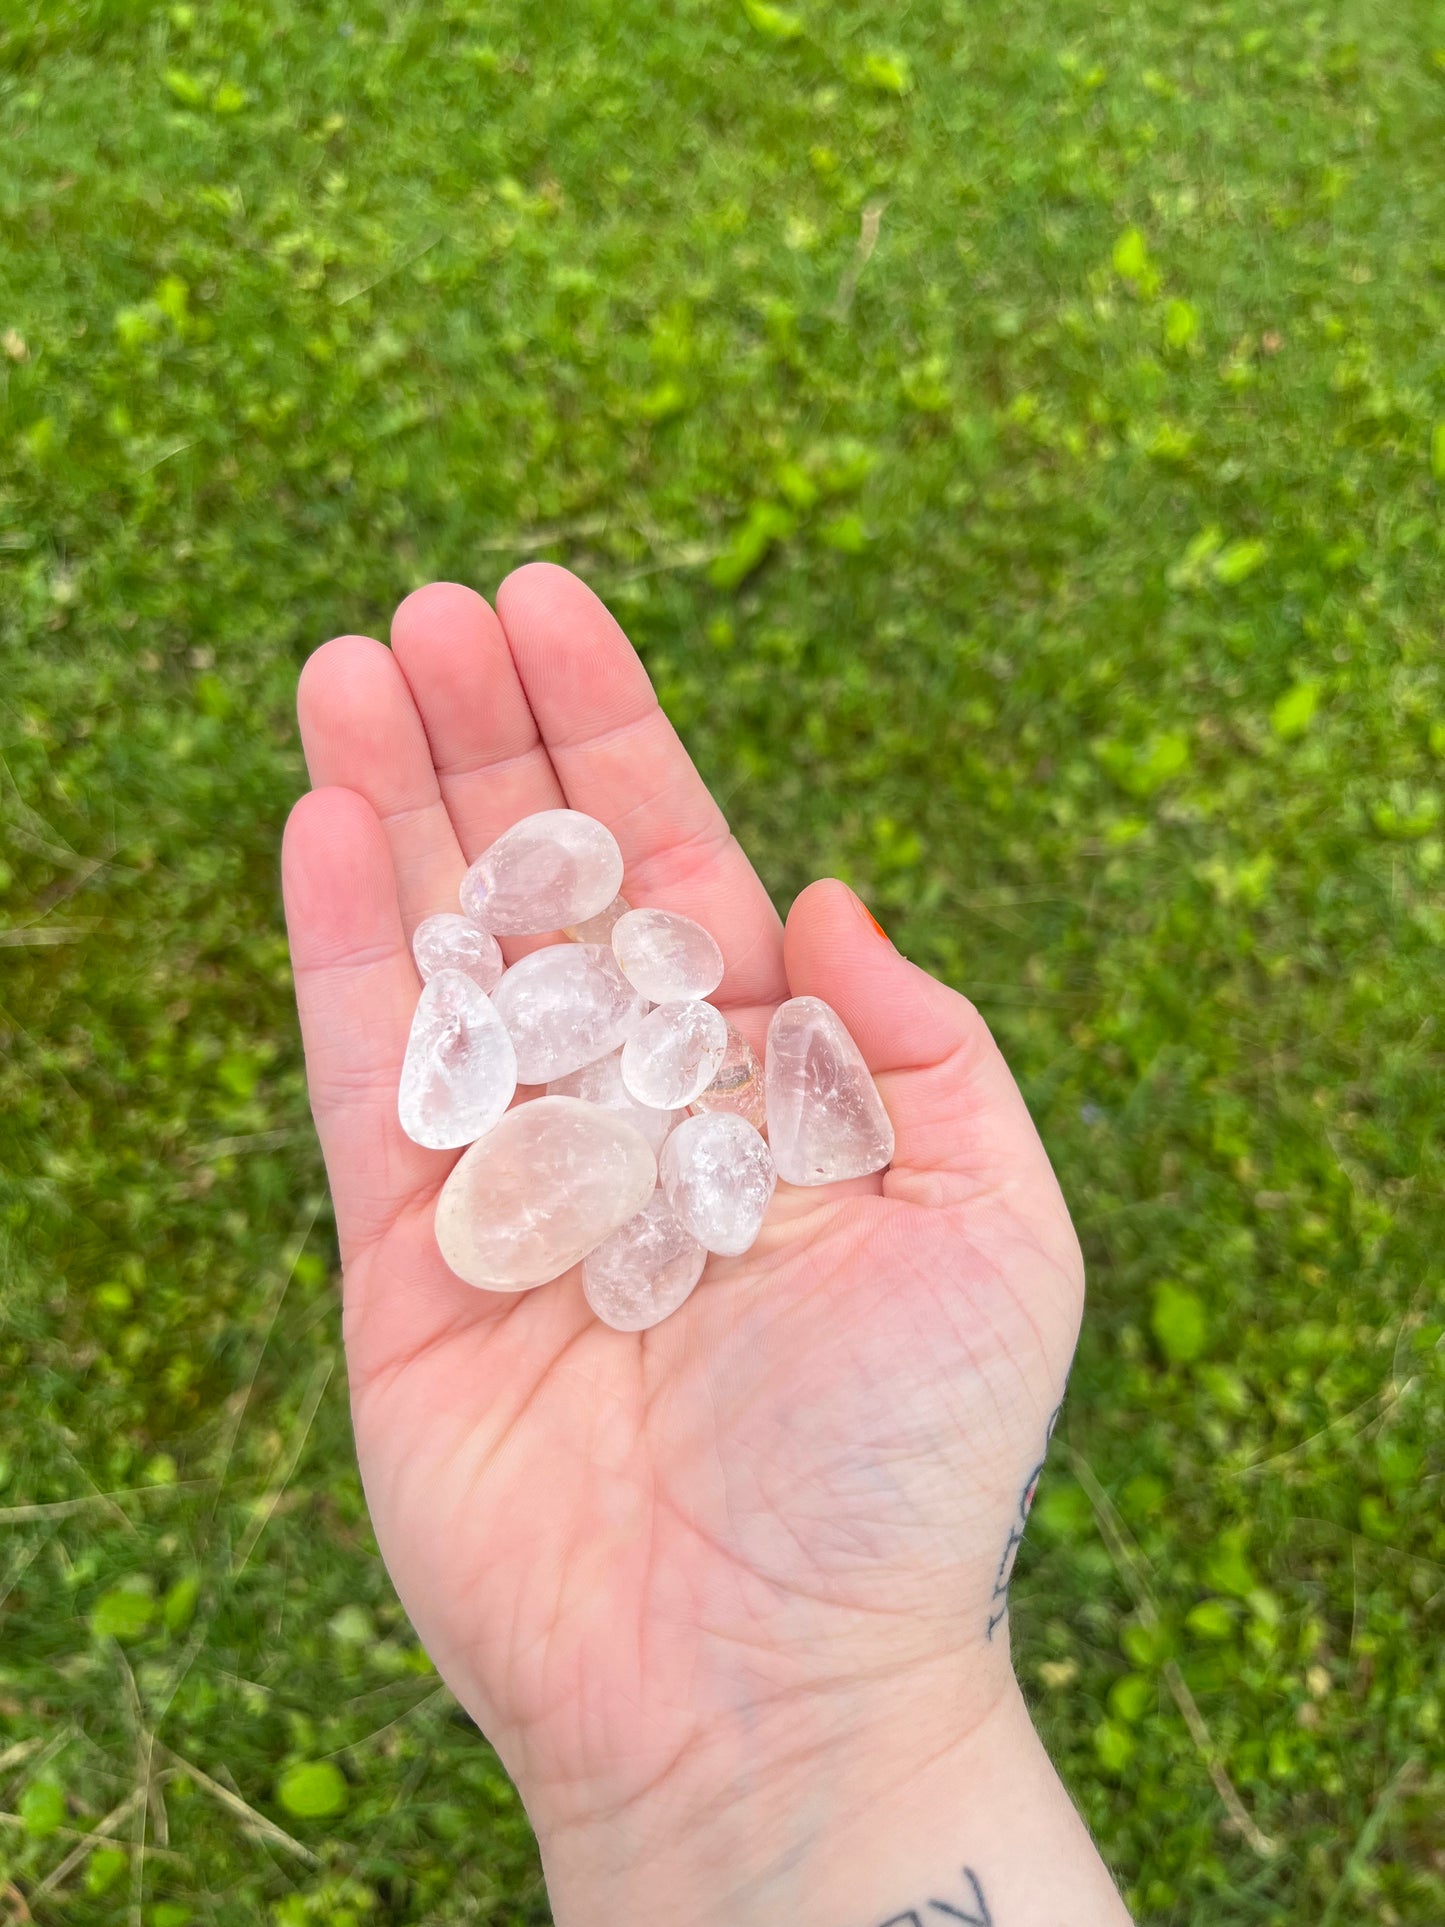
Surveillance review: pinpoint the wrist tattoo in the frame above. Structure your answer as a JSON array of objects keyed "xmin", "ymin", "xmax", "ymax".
[
  {"xmin": 870, "ymin": 1866, "xmax": 993, "ymax": 1927},
  {"xmin": 986, "ymin": 1400, "xmax": 1063, "ymax": 1640}
]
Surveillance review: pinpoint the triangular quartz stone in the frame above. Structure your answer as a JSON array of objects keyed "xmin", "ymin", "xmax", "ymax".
[{"xmin": 764, "ymin": 996, "xmax": 895, "ymax": 1186}]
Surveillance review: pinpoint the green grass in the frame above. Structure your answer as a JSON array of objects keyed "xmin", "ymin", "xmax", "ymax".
[{"xmin": 1, "ymin": 0, "xmax": 1442, "ymax": 1919}]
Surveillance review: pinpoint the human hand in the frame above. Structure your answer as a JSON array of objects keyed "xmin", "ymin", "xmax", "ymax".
[{"xmin": 282, "ymin": 567, "xmax": 1127, "ymax": 1927}]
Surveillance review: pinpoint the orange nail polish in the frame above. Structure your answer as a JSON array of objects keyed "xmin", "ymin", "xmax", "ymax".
[{"xmin": 854, "ymin": 894, "xmax": 890, "ymax": 943}]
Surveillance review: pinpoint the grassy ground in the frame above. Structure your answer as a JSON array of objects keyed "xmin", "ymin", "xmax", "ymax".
[{"xmin": 1, "ymin": 0, "xmax": 1442, "ymax": 1920}]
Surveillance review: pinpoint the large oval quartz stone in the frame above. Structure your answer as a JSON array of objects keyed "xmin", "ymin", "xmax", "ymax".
[
  {"xmin": 491, "ymin": 943, "xmax": 646, "ymax": 1083},
  {"xmin": 434, "ymin": 1097, "xmax": 656, "ymax": 1291},
  {"xmin": 460, "ymin": 810, "xmax": 624, "ymax": 935},
  {"xmin": 583, "ymin": 1191, "xmax": 706, "ymax": 1331},
  {"xmin": 397, "ymin": 971, "xmax": 517, "ymax": 1150},
  {"xmin": 764, "ymin": 996, "xmax": 894, "ymax": 1185},
  {"xmin": 659, "ymin": 1111, "xmax": 776, "ymax": 1257}
]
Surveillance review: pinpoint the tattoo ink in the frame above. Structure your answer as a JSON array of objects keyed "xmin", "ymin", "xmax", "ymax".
[
  {"xmin": 871, "ymin": 1868, "xmax": 993, "ymax": 1927},
  {"xmin": 986, "ymin": 1401, "xmax": 1062, "ymax": 1640}
]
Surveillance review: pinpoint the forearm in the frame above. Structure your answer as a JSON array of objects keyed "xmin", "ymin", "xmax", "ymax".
[{"xmin": 537, "ymin": 1679, "xmax": 1131, "ymax": 1927}]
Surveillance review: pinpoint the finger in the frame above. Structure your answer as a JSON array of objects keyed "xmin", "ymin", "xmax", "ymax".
[
  {"xmin": 782, "ymin": 880, "xmax": 1079, "ymax": 1244},
  {"xmin": 388, "ymin": 581, "xmax": 566, "ymax": 859},
  {"xmin": 297, "ymin": 634, "xmax": 465, "ymax": 934},
  {"xmin": 494, "ymin": 563, "xmax": 788, "ymax": 1010},
  {"xmin": 282, "ymin": 785, "xmax": 447, "ymax": 1259}
]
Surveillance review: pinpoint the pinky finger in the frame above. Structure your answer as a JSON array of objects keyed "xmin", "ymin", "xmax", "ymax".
[{"xmin": 282, "ymin": 786, "xmax": 447, "ymax": 1261}]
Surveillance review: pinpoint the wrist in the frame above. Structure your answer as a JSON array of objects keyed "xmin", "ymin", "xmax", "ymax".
[{"xmin": 534, "ymin": 1670, "xmax": 1130, "ymax": 1927}]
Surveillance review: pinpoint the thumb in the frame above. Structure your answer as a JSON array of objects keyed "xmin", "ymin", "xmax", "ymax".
[{"xmin": 782, "ymin": 880, "xmax": 1074, "ymax": 1229}]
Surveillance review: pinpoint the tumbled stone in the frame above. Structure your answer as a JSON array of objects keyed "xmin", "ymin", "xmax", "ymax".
[
  {"xmin": 565, "ymin": 893, "xmax": 630, "ymax": 944},
  {"xmin": 765, "ymin": 996, "xmax": 894, "ymax": 1185},
  {"xmin": 583, "ymin": 1191, "xmax": 707, "ymax": 1331},
  {"xmin": 435, "ymin": 1097, "xmax": 656, "ymax": 1291},
  {"xmin": 491, "ymin": 943, "xmax": 646, "ymax": 1083},
  {"xmin": 547, "ymin": 1049, "xmax": 683, "ymax": 1159},
  {"xmin": 398, "ymin": 970, "xmax": 517, "ymax": 1150},
  {"xmin": 460, "ymin": 809, "xmax": 624, "ymax": 935},
  {"xmin": 412, "ymin": 912, "xmax": 504, "ymax": 994},
  {"xmin": 659, "ymin": 1111, "xmax": 776, "ymax": 1257},
  {"xmin": 612, "ymin": 908, "xmax": 724, "ymax": 1002},
  {"xmin": 622, "ymin": 1000, "xmax": 728, "ymax": 1110},
  {"xmin": 691, "ymin": 1019, "xmax": 767, "ymax": 1133}
]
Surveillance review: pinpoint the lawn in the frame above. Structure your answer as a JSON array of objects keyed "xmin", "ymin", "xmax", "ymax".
[{"xmin": 1, "ymin": 0, "xmax": 1442, "ymax": 1920}]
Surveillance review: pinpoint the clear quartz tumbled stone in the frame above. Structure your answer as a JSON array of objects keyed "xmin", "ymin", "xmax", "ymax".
[
  {"xmin": 434, "ymin": 1097, "xmax": 656, "ymax": 1291},
  {"xmin": 547, "ymin": 1049, "xmax": 683, "ymax": 1159},
  {"xmin": 583, "ymin": 1190, "xmax": 707, "ymax": 1331},
  {"xmin": 691, "ymin": 1019, "xmax": 767, "ymax": 1133},
  {"xmin": 491, "ymin": 943, "xmax": 647, "ymax": 1083},
  {"xmin": 412, "ymin": 912, "xmax": 504, "ymax": 994},
  {"xmin": 565, "ymin": 893, "xmax": 630, "ymax": 944},
  {"xmin": 460, "ymin": 810, "xmax": 624, "ymax": 935},
  {"xmin": 621, "ymin": 1000, "xmax": 728, "ymax": 1110},
  {"xmin": 397, "ymin": 970, "xmax": 517, "ymax": 1150},
  {"xmin": 659, "ymin": 1111, "xmax": 776, "ymax": 1257},
  {"xmin": 764, "ymin": 996, "xmax": 894, "ymax": 1185},
  {"xmin": 611, "ymin": 908, "xmax": 725, "ymax": 1002}
]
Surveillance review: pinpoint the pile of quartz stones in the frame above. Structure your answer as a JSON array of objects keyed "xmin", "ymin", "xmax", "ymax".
[{"xmin": 398, "ymin": 809, "xmax": 894, "ymax": 1332}]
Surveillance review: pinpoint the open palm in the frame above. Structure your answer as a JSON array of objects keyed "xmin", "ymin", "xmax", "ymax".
[{"xmin": 282, "ymin": 568, "xmax": 1085, "ymax": 1857}]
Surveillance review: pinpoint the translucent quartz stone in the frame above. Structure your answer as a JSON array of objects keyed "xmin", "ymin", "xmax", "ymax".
[
  {"xmin": 412, "ymin": 912, "xmax": 504, "ymax": 994},
  {"xmin": 691, "ymin": 1019, "xmax": 767, "ymax": 1133},
  {"xmin": 397, "ymin": 970, "xmax": 517, "ymax": 1150},
  {"xmin": 565, "ymin": 893, "xmax": 630, "ymax": 944},
  {"xmin": 583, "ymin": 1191, "xmax": 706, "ymax": 1331},
  {"xmin": 547, "ymin": 1049, "xmax": 683, "ymax": 1159},
  {"xmin": 764, "ymin": 996, "xmax": 895, "ymax": 1185},
  {"xmin": 621, "ymin": 1000, "xmax": 728, "ymax": 1110},
  {"xmin": 611, "ymin": 908, "xmax": 724, "ymax": 1002},
  {"xmin": 491, "ymin": 943, "xmax": 646, "ymax": 1083},
  {"xmin": 459, "ymin": 810, "xmax": 624, "ymax": 936},
  {"xmin": 435, "ymin": 1097, "xmax": 656, "ymax": 1291},
  {"xmin": 659, "ymin": 1112, "xmax": 776, "ymax": 1257}
]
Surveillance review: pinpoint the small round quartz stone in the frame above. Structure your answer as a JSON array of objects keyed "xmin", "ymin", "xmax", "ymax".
[
  {"xmin": 435, "ymin": 1097, "xmax": 656, "ymax": 1291},
  {"xmin": 491, "ymin": 943, "xmax": 647, "ymax": 1083},
  {"xmin": 690, "ymin": 1019, "xmax": 767, "ymax": 1133},
  {"xmin": 398, "ymin": 970, "xmax": 517, "ymax": 1150},
  {"xmin": 583, "ymin": 1191, "xmax": 707, "ymax": 1331},
  {"xmin": 611, "ymin": 908, "xmax": 725, "ymax": 1002},
  {"xmin": 548, "ymin": 1049, "xmax": 683, "ymax": 1159},
  {"xmin": 565, "ymin": 893, "xmax": 630, "ymax": 944},
  {"xmin": 460, "ymin": 809, "xmax": 624, "ymax": 935},
  {"xmin": 412, "ymin": 912, "xmax": 504, "ymax": 994},
  {"xmin": 764, "ymin": 995, "xmax": 895, "ymax": 1185},
  {"xmin": 622, "ymin": 1000, "xmax": 728, "ymax": 1110},
  {"xmin": 659, "ymin": 1111, "xmax": 776, "ymax": 1258}
]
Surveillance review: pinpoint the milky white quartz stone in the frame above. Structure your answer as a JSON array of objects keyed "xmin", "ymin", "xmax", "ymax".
[
  {"xmin": 659, "ymin": 1111, "xmax": 776, "ymax": 1257},
  {"xmin": 412, "ymin": 912, "xmax": 504, "ymax": 994},
  {"xmin": 547, "ymin": 1049, "xmax": 683, "ymax": 1159},
  {"xmin": 611, "ymin": 908, "xmax": 724, "ymax": 1002},
  {"xmin": 621, "ymin": 1000, "xmax": 728, "ymax": 1110},
  {"xmin": 583, "ymin": 1190, "xmax": 707, "ymax": 1331},
  {"xmin": 434, "ymin": 1097, "xmax": 656, "ymax": 1290},
  {"xmin": 397, "ymin": 970, "xmax": 517, "ymax": 1150},
  {"xmin": 460, "ymin": 810, "xmax": 624, "ymax": 935},
  {"xmin": 691, "ymin": 1019, "xmax": 767, "ymax": 1133},
  {"xmin": 764, "ymin": 996, "xmax": 894, "ymax": 1185},
  {"xmin": 491, "ymin": 943, "xmax": 646, "ymax": 1083},
  {"xmin": 565, "ymin": 893, "xmax": 630, "ymax": 944}
]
